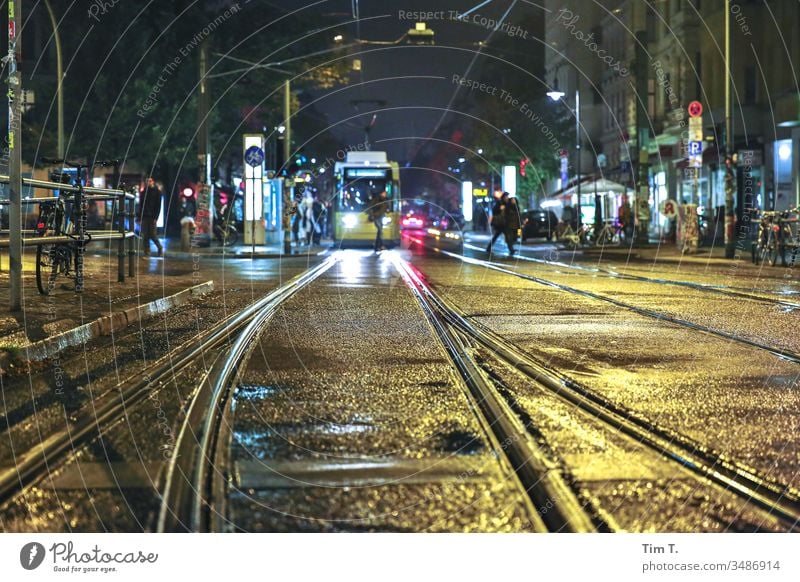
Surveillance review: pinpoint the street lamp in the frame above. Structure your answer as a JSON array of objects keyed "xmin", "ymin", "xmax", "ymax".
[{"xmin": 548, "ymin": 77, "xmax": 582, "ymax": 229}]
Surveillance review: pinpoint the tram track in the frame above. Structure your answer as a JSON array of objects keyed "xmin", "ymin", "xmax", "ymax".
[
  {"xmin": 392, "ymin": 255, "xmax": 599, "ymax": 532},
  {"xmin": 157, "ymin": 257, "xmax": 337, "ymax": 532},
  {"xmin": 0, "ymin": 257, "xmax": 337, "ymax": 511},
  {"xmin": 163, "ymin": 250, "xmax": 600, "ymax": 533},
  {"xmin": 462, "ymin": 242, "xmax": 800, "ymax": 311},
  {"xmin": 446, "ymin": 250, "xmax": 800, "ymax": 365},
  {"xmin": 397, "ymin": 256, "xmax": 800, "ymax": 531}
]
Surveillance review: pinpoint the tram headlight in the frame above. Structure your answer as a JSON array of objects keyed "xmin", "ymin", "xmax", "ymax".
[{"xmin": 342, "ymin": 214, "xmax": 358, "ymax": 229}]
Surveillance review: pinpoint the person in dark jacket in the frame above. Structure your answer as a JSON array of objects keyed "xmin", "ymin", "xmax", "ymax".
[
  {"xmin": 310, "ymin": 195, "xmax": 325, "ymax": 245},
  {"xmin": 139, "ymin": 177, "xmax": 163, "ymax": 257},
  {"xmin": 504, "ymin": 195, "xmax": 521, "ymax": 256},
  {"xmin": 486, "ymin": 191, "xmax": 508, "ymax": 253},
  {"xmin": 368, "ymin": 190, "xmax": 390, "ymax": 252}
]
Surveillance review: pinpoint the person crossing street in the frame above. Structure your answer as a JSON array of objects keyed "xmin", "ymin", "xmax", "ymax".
[
  {"xmin": 368, "ymin": 189, "xmax": 390, "ymax": 252},
  {"xmin": 486, "ymin": 190, "xmax": 508, "ymax": 254}
]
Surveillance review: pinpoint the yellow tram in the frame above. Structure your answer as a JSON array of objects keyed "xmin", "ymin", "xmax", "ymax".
[{"xmin": 333, "ymin": 151, "xmax": 400, "ymax": 247}]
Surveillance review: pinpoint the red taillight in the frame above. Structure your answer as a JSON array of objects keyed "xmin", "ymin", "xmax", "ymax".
[{"xmin": 37, "ymin": 222, "xmax": 45, "ymax": 230}]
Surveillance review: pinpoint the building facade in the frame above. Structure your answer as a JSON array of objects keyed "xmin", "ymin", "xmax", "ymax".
[{"xmin": 545, "ymin": 0, "xmax": 800, "ymax": 241}]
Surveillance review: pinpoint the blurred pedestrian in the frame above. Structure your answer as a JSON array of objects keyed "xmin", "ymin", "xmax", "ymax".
[
  {"xmin": 486, "ymin": 191, "xmax": 508, "ymax": 253},
  {"xmin": 504, "ymin": 195, "xmax": 521, "ymax": 256},
  {"xmin": 291, "ymin": 205, "xmax": 302, "ymax": 246},
  {"xmin": 618, "ymin": 195, "xmax": 632, "ymax": 241},
  {"xmin": 139, "ymin": 176, "xmax": 163, "ymax": 257},
  {"xmin": 367, "ymin": 189, "xmax": 389, "ymax": 252},
  {"xmin": 310, "ymin": 195, "xmax": 325, "ymax": 245},
  {"xmin": 301, "ymin": 195, "xmax": 314, "ymax": 246}
]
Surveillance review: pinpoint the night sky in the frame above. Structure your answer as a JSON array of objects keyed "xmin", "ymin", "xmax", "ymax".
[{"xmin": 269, "ymin": 0, "xmax": 546, "ymax": 194}]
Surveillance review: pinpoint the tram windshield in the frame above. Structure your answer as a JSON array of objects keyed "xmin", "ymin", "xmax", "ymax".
[{"xmin": 337, "ymin": 168, "xmax": 394, "ymax": 212}]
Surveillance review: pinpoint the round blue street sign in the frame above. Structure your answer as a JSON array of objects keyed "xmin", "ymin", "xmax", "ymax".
[{"xmin": 245, "ymin": 145, "xmax": 265, "ymax": 167}]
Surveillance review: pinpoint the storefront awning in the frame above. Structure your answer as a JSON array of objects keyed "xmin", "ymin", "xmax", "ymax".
[{"xmin": 548, "ymin": 176, "xmax": 631, "ymax": 199}]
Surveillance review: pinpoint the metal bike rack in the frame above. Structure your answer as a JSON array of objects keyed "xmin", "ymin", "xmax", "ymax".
[{"xmin": 0, "ymin": 174, "xmax": 137, "ymax": 289}]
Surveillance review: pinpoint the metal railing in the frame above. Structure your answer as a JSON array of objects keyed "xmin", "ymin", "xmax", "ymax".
[{"xmin": 0, "ymin": 174, "xmax": 138, "ymax": 287}]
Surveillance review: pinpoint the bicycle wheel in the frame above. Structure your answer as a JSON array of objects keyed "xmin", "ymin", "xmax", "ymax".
[
  {"xmin": 767, "ymin": 239, "xmax": 780, "ymax": 266},
  {"xmin": 36, "ymin": 244, "xmax": 60, "ymax": 295},
  {"xmin": 223, "ymin": 225, "xmax": 239, "ymax": 246}
]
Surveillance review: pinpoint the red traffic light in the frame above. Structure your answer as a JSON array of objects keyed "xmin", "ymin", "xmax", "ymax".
[{"xmin": 182, "ymin": 186, "xmax": 196, "ymax": 199}]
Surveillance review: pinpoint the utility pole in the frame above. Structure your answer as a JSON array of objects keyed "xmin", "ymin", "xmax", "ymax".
[
  {"xmin": 575, "ymin": 87, "xmax": 582, "ymax": 230},
  {"xmin": 634, "ymin": 29, "xmax": 651, "ymax": 245},
  {"xmin": 7, "ymin": 0, "xmax": 23, "ymax": 310},
  {"xmin": 282, "ymin": 80, "xmax": 292, "ymax": 255},
  {"xmin": 724, "ymin": 0, "xmax": 736, "ymax": 259},
  {"xmin": 43, "ymin": 0, "xmax": 63, "ymax": 158}
]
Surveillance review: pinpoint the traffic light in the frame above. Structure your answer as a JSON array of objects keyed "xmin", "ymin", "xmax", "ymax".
[{"xmin": 287, "ymin": 152, "xmax": 308, "ymax": 176}]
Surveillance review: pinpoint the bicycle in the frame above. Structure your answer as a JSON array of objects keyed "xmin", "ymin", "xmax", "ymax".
[
  {"xmin": 592, "ymin": 221, "xmax": 621, "ymax": 246},
  {"xmin": 559, "ymin": 222, "xmax": 590, "ymax": 250},
  {"xmin": 35, "ymin": 157, "xmax": 117, "ymax": 295},
  {"xmin": 752, "ymin": 208, "xmax": 799, "ymax": 267}
]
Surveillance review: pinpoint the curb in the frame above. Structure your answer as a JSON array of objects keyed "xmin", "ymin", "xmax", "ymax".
[
  {"xmin": 163, "ymin": 251, "xmax": 328, "ymax": 260},
  {"xmin": 0, "ymin": 280, "xmax": 214, "ymax": 371}
]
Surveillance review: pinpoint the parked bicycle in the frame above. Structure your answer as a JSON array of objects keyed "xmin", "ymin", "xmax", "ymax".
[
  {"xmin": 559, "ymin": 222, "xmax": 591, "ymax": 250},
  {"xmin": 35, "ymin": 157, "xmax": 117, "ymax": 295},
  {"xmin": 589, "ymin": 221, "xmax": 621, "ymax": 246},
  {"xmin": 752, "ymin": 208, "xmax": 799, "ymax": 267}
]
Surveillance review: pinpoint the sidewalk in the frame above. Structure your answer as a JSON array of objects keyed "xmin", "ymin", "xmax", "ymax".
[
  {"xmin": 0, "ymin": 250, "xmax": 213, "ymax": 356},
  {"xmin": 581, "ymin": 241, "xmax": 757, "ymax": 267},
  {"xmin": 0, "ymin": 235, "xmax": 337, "ymax": 369},
  {"xmin": 464, "ymin": 232, "xmax": 762, "ymax": 268},
  {"xmin": 161, "ymin": 237, "xmax": 331, "ymax": 259}
]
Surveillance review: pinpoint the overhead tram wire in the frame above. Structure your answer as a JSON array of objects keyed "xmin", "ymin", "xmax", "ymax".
[{"xmin": 409, "ymin": 0, "xmax": 519, "ymax": 167}]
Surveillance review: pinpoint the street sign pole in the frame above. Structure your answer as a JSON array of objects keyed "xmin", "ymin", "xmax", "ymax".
[
  {"xmin": 634, "ymin": 30, "xmax": 650, "ymax": 245},
  {"xmin": 685, "ymin": 107, "xmax": 704, "ymax": 254},
  {"xmin": 7, "ymin": 0, "xmax": 23, "ymax": 311}
]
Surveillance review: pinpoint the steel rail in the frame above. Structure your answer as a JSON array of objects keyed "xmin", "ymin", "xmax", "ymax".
[
  {"xmin": 464, "ymin": 243, "xmax": 800, "ymax": 311},
  {"xmin": 157, "ymin": 256, "xmax": 338, "ymax": 532},
  {"xmin": 403, "ymin": 260, "xmax": 800, "ymax": 531},
  {"xmin": 0, "ymin": 258, "xmax": 336, "ymax": 508},
  {"xmin": 393, "ymin": 255, "xmax": 597, "ymax": 533},
  {"xmin": 446, "ymin": 251, "xmax": 800, "ymax": 366}
]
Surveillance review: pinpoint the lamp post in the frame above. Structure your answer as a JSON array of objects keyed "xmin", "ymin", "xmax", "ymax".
[
  {"xmin": 43, "ymin": 0, "xmax": 64, "ymax": 159},
  {"xmin": 547, "ymin": 79, "xmax": 582, "ymax": 229}
]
